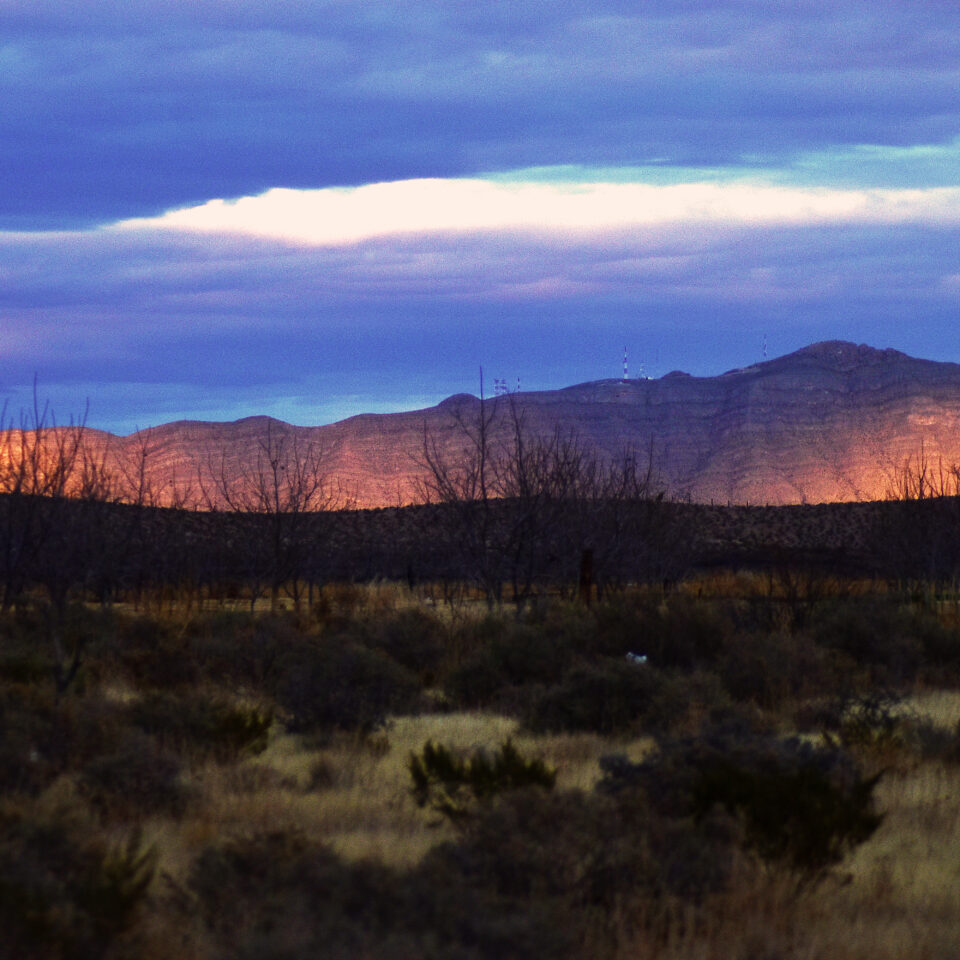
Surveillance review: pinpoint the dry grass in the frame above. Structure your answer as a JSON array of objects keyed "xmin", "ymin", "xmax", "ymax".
[
  {"xmin": 144, "ymin": 707, "xmax": 659, "ymax": 890},
  {"xmin": 904, "ymin": 688, "xmax": 960, "ymax": 729},
  {"xmin": 602, "ymin": 761, "xmax": 960, "ymax": 960},
  {"xmin": 24, "ymin": 694, "xmax": 960, "ymax": 960}
]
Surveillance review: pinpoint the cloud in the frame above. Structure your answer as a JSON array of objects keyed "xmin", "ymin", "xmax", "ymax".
[
  {"xmin": 5, "ymin": 1, "xmax": 960, "ymax": 226},
  {"xmin": 3, "ymin": 201, "xmax": 960, "ymax": 433},
  {"xmin": 116, "ymin": 177, "xmax": 960, "ymax": 246}
]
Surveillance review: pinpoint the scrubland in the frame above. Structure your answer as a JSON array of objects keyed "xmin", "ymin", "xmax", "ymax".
[{"xmin": 3, "ymin": 576, "xmax": 960, "ymax": 959}]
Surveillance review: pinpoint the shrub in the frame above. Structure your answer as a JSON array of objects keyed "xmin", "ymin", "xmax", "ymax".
[
  {"xmin": 539, "ymin": 596, "xmax": 728, "ymax": 667},
  {"xmin": 907, "ymin": 717, "xmax": 960, "ymax": 764},
  {"xmin": 409, "ymin": 739, "xmax": 556, "ymax": 821},
  {"xmin": 599, "ymin": 723, "xmax": 883, "ymax": 880},
  {"xmin": 186, "ymin": 828, "xmax": 567, "ymax": 960},
  {"xmin": 276, "ymin": 641, "xmax": 422, "ymax": 734},
  {"xmin": 442, "ymin": 653, "xmax": 511, "ymax": 710},
  {"xmin": 182, "ymin": 611, "xmax": 304, "ymax": 692},
  {"xmin": 0, "ymin": 798, "xmax": 155, "ymax": 960},
  {"xmin": 809, "ymin": 598, "xmax": 929, "ymax": 686},
  {"xmin": 641, "ymin": 669, "xmax": 733, "ymax": 735},
  {"xmin": 424, "ymin": 784, "xmax": 736, "ymax": 923},
  {"xmin": 523, "ymin": 658, "xmax": 659, "ymax": 735},
  {"xmin": 0, "ymin": 648, "xmax": 53, "ymax": 685},
  {"xmin": 359, "ymin": 607, "xmax": 446, "ymax": 683},
  {"xmin": 79, "ymin": 733, "xmax": 190, "ymax": 820},
  {"xmin": 127, "ymin": 691, "xmax": 272, "ymax": 762},
  {"xmin": 109, "ymin": 616, "xmax": 198, "ymax": 689},
  {"xmin": 0, "ymin": 684, "xmax": 124, "ymax": 797},
  {"xmin": 717, "ymin": 630, "xmax": 841, "ymax": 708},
  {"xmin": 444, "ymin": 618, "xmax": 574, "ymax": 711}
]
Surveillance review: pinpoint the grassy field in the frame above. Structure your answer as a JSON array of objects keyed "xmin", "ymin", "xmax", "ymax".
[{"xmin": 3, "ymin": 579, "xmax": 960, "ymax": 959}]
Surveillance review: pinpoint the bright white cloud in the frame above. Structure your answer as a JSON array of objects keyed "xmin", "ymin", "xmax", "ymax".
[{"xmin": 116, "ymin": 177, "xmax": 960, "ymax": 245}]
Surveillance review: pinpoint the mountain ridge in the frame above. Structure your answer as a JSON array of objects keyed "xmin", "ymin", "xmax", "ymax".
[{"xmin": 21, "ymin": 341, "xmax": 960, "ymax": 508}]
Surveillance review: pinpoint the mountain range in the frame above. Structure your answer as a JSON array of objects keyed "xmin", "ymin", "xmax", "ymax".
[{"xmin": 62, "ymin": 341, "xmax": 960, "ymax": 508}]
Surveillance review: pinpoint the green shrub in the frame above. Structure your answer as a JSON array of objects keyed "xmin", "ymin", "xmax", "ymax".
[
  {"xmin": 109, "ymin": 616, "xmax": 198, "ymax": 689},
  {"xmin": 409, "ymin": 739, "xmax": 556, "ymax": 821},
  {"xmin": 443, "ymin": 653, "xmax": 512, "ymax": 709},
  {"xmin": 359, "ymin": 607, "xmax": 446, "ymax": 683},
  {"xmin": 79, "ymin": 733, "xmax": 190, "ymax": 820},
  {"xmin": 181, "ymin": 611, "xmax": 304, "ymax": 692},
  {"xmin": 127, "ymin": 691, "xmax": 272, "ymax": 761},
  {"xmin": 0, "ymin": 798, "xmax": 155, "ymax": 960},
  {"xmin": 186, "ymin": 828, "xmax": 568, "ymax": 960},
  {"xmin": 0, "ymin": 649, "xmax": 53, "ymax": 685},
  {"xmin": 444, "ymin": 618, "xmax": 574, "ymax": 711},
  {"xmin": 717, "ymin": 630, "xmax": 840, "ymax": 708},
  {"xmin": 906, "ymin": 717, "xmax": 960, "ymax": 764},
  {"xmin": 277, "ymin": 641, "xmax": 422, "ymax": 734},
  {"xmin": 641, "ymin": 669, "xmax": 734, "ymax": 735},
  {"xmin": 424, "ymin": 784, "xmax": 736, "ymax": 923},
  {"xmin": 523, "ymin": 658, "xmax": 658, "ymax": 735},
  {"xmin": 809, "ymin": 598, "xmax": 930, "ymax": 686},
  {"xmin": 0, "ymin": 684, "xmax": 124, "ymax": 797},
  {"xmin": 600, "ymin": 723, "xmax": 883, "ymax": 880}
]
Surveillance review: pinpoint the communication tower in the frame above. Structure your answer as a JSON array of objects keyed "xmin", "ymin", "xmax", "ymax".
[{"xmin": 493, "ymin": 377, "xmax": 508, "ymax": 397}]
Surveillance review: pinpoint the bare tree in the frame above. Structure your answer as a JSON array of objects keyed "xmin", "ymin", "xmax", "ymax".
[
  {"xmin": 416, "ymin": 384, "xmax": 691, "ymax": 606},
  {"xmin": 0, "ymin": 385, "xmax": 112, "ymax": 692},
  {"xmin": 873, "ymin": 442, "xmax": 960, "ymax": 596},
  {"xmin": 202, "ymin": 421, "xmax": 337, "ymax": 610},
  {"xmin": 417, "ymin": 380, "xmax": 508, "ymax": 606}
]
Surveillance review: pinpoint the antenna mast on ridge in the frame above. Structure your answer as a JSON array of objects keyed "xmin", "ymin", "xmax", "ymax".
[{"xmin": 623, "ymin": 346, "xmax": 628, "ymax": 381}]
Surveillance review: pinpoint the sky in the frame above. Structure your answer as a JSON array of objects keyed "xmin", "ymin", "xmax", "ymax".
[{"xmin": 3, "ymin": 0, "xmax": 960, "ymax": 433}]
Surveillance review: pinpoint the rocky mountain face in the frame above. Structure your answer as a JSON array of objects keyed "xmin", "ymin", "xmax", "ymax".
[{"xmin": 64, "ymin": 341, "xmax": 960, "ymax": 507}]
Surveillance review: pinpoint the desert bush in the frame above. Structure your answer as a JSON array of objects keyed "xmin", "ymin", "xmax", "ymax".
[
  {"xmin": 409, "ymin": 739, "xmax": 556, "ymax": 821},
  {"xmin": 304, "ymin": 757, "xmax": 337, "ymax": 791},
  {"xmin": 819, "ymin": 690, "xmax": 960, "ymax": 766},
  {"xmin": 0, "ymin": 797, "xmax": 155, "ymax": 960},
  {"xmin": 356, "ymin": 607, "xmax": 446, "ymax": 682},
  {"xmin": 642, "ymin": 601, "xmax": 729, "ymax": 670},
  {"xmin": 0, "ymin": 642, "xmax": 54, "ymax": 685},
  {"xmin": 444, "ymin": 616, "xmax": 574, "ymax": 710},
  {"xmin": 186, "ymin": 827, "xmax": 566, "ymax": 960},
  {"xmin": 276, "ymin": 640, "xmax": 422, "ymax": 734},
  {"xmin": 522, "ymin": 658, "xmax": 659, "ymax": 735},
  {"xmin": 181, "ymin": 611, "xmax": 305, "ymax": 692},
  {"xmin": 424, "ymin": 783, "xmax": 737, "ymax": 940},
  {"xmin": 717, "ymin": 629, "xmax": 843, "ymax": 708},
  {"xmin": 0, "ymin": 683, "xmax": 124, "ymax": 796},
  {"xmin": 641, "ymin": 669, "xmax": 734, "ymax": 735},
  {"xmin": 78, "ymin": 732, "xmax": 190, "ymax": 820},
  {"xmin": 108, "ymin": 615, "xmax": 198, "ymax": 689},
  {"xmin": 829, "ymin": 691, "xmax": 907, "ymax": 752},
  {"xmin": 539, "ymin": 596, "xmax": 728, "ymax": 667},
  {"xmin": 127, "ymin": 690, "xmax": 272, "ymax": 762},
  {"xmin": 599, "ymin": 722, "xmax": 883, "ymax": 880},
  {"xmin": 809, "ymin": 598, "xmax": 933, "ymax": 686}
]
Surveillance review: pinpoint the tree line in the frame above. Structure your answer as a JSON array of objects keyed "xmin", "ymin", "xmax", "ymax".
[{"xmin": 0, "ymin": 390, "xmax": 697, "ymax": 616}]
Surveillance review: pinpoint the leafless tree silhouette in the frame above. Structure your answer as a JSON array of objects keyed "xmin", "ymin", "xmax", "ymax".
[{"xmin": 202, "ymin": 421, "xmax": 337, "ymax": 610}]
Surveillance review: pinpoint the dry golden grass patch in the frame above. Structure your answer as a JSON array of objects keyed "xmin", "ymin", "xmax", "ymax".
[
  {"xmin": 803, "ymin": 762, "xmax": 960, "ymax": 960},
  {"xmin": 905, "ymin": 688, "xmax": 960, "ymax": 729},
  {"xmin": 143, "ymin": 710, "xmax": 661, "ymax": 884}
]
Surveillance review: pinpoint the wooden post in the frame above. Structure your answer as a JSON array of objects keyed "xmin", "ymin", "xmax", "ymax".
[{"xmin": 578, "ymin": 548, "xmax": 594, "ymax": 606}]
